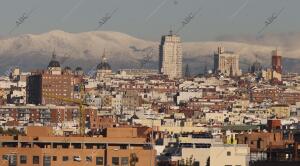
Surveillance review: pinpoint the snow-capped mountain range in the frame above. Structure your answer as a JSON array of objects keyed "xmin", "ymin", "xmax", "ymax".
[{"xmin": 0, "ymin": 30, "xmax": 299, "ymax": 74}]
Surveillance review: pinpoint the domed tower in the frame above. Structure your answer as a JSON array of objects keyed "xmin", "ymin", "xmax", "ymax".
[
  {"xmin": 47, "ymin": 51, "xmax": 62, "ymax": 75},
  {"xmin": 63, "ymin": 66, "xmax": 72, "ymax": 74},
  {"xmin": 75, "ymin": 67, "xmax": 84, "ymax": 76},
  {"xmin": 96, "ymin": 50, "xmax": 112, "ymax": 80}
]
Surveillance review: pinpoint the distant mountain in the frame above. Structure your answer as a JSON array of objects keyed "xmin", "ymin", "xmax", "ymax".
[{"xmin": 0, "ymin": 30, "xmax": 299, "ymax": 75}]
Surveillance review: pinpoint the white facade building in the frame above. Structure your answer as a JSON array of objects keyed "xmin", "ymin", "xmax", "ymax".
[
  {"xmin": 210, "ymin": 144, "xmax": 250, "ymax": 166},
  {"xmin": 159, "ymin": 31, "xmax": 183, "ymax": 79},
  {"xmin": 214, "ymin": 47, "xmax": 241, "ymax": 76}
]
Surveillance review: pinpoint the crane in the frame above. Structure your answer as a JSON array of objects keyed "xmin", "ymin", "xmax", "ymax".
[{"xmin": 43, "ymin": 84, "xmax": 88, "ymax": 136}]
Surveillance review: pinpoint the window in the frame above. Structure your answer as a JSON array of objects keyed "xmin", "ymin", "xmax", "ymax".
[
  {"xmin": 44, "ymin": 156, "xmax": 51, "ymax": 166},
  {"xmin": 33, "ymin": 156, "xmax": 39, "ymax": 164},
  {"xmin": 244, "ymin": 137, "xmax": 248, "ymax": 144},
  {"xmin": 53, "ymin": 156, "xmax": 57, "ymax": 161},
  {"xmin": 257, "ymin": 138, "xmax": 262, "ymax": 149},
  {"xmin": 2, "ymin": 155, "xmax": 8, "ymax": 160},
  {"xmin": 96, "ymin": 157, "xmax": 104, "ymax": 165},
  {"xmin": 20, "ymin": 155, "xmax": 27, "ymax": 164},
  {"xmin": 112, "ymin": 157, "xmax": 119, "ymax": 166},
  {"xmin": 227, "ymin": 151, "xmax": 231, "ymax": 156},
  {"xmin": 9, "ymin": 155, "xmax": 17, "ymax": 166},
  {"xmin": 120, "ymin": 145, "xmax": 127, "ymax": 149},
  {"xmin": 121, "ymin": 157, "xmax": 129, "ymax": 166},
  {"xmin": 63, "ymin": 156, "xmax": 69, "ymax": 161},
  {"xmin": 73, "ymin": 156, "xmax": 81, "ymax": 162},
  {"xmin": 86, "ymin": 156, "xmax": 92, "ymax": 162}
]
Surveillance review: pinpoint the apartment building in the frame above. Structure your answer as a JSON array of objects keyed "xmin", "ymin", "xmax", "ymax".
[
  {"xmin": 210, "ymin": 144, "xmax": 250, "ymax": 166},
  {"xmin": 26, "ymin": 53, "xmax": 82, "ymax": 105},
  {"xmin": 0, "ymin": 127, "xmax": 156, "ymax": 166}
]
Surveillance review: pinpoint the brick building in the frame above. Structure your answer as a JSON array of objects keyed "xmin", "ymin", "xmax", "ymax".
[
  {"xmin": 0, "ymin": 127, "xmax": 156, "ymax": 166},
  {"xmin": 26, "ymin": 53, "xmax": 82, "ymax": 105}
]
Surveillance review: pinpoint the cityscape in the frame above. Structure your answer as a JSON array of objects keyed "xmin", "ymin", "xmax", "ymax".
[{"xmin": 0, "ymin": 0, "xmax": 300, "ymax": 166}]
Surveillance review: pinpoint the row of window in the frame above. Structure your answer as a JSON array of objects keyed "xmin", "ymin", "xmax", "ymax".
[
  {"xmin": 43, "ymin": 88, "xmax": 68, "ymax": 92},
  {"xmin": 2, "ymin": 155, "xmax": 129, "ymax": 166},
  {"xmin": 43, "ymin": 76, "xmax": 70, "ymax": 80},
  {"xmin": 3, "ymin": 155, "xmax": 104, "ymax": 165}
]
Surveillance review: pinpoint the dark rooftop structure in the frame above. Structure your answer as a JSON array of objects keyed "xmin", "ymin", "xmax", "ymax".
[{"xmin": 47, "ymin": 52, "xmax": 60, "ymax": 68}]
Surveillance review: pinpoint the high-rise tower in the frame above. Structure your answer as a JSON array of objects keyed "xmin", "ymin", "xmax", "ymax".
[
  {"xmin": 159, "ymin": 31, "xmax": 183, "ymax": 79},
  {"xmin": 271, "ymin": 49, "xmax": 282, "ymax": 74}
]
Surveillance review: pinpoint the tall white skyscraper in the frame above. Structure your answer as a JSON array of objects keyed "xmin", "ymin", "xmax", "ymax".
[{"xmin": 159, "ymin": 31, "xmax": 183, "ymax": 79}]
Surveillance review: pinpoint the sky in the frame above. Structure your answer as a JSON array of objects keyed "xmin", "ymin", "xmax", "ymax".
[{"xmin": 0, "ymin": 0, "xmax": 299, "ymax": 41}]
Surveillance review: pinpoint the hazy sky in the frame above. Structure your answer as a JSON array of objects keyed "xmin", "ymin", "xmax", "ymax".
[{"xmin": 0, "ymin": 0, "xmax": 299, "ymax": 41}]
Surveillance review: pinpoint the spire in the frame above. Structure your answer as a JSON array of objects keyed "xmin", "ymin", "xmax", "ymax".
[
  {"xmin": 185, "ymin": 64, "xmax": 191, "ymax": 78},
  {"xmin": 169, "ymin": 25, "xmax": 174, "ymax": 36},
  {"xmin": 96, "ymin": 49, "xmax": 111, "ymax": 71},
  {"xmin": 102, "ymin": 49, "xmax": 107, "ymax": 62},
  {"xmin": 48, "ymin": 48, "xmax": 61, "ymax": 68},
  {"xmin": 52, "ymin": 49, "xmax": 57, "ymax": 60}
]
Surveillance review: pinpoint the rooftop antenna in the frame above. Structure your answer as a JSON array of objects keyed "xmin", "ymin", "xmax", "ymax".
[{"xmin": 169, "ymin": 25, "xmax": 173, "ymax": 35}]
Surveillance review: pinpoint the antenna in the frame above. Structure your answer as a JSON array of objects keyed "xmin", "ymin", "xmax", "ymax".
[
  {"xmin": 169, "ymin": 25, "xmax": 173, "ymax": 35},
  {"xmin": 102, "ymin": 48, "xmax": 106, "ymax": 62},
  {"xmin": 52, "ymin": 49, "xmax": 57, "ymax": 60}
]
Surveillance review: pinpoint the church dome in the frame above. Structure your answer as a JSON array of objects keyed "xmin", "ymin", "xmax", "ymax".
[
  {"xmin": 97, "ymin": 62, "xmax": 111, "ymax": 70},
  {"xmin": 48, "ymin": 52, "xmax": 60, "ymax": 68},
  {"xmin": 75, "ymin": 67, "xmax": 83, "ymax": 71},
  {"xmin": 97, "ymin": 50, "xmax": 111, "ymax": 70},
  {"xmin": 64, "ymin": 66, "xmax": 71, "ymax": 70}
]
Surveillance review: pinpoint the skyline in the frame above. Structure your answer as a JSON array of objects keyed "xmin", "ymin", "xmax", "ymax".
[
  {"xmin": 0, "ymin": 0, "xmax": 299, "ymax": 41},
  {"xmin": 0, "ymin": 1, "xmax": 300, "ymax": 166}
]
